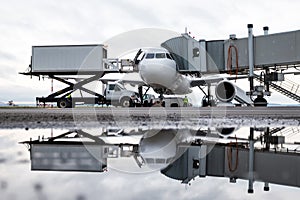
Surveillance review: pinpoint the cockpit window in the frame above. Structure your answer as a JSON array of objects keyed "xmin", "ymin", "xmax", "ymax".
[
  {"xmin": 137, "ymin": 52, "xmax": 145, "ymax": 61},
  {"xmin": 145, "ymin": 158, "xmax": 154, "ymax": 164},
  {"xmin": 166, "ymin": 53, "xmax": 173, "ymax": 60},
  {"xmin": 155, "ymin": 53, "xmax": 166, "ymax": 59},
  {"xmin": 145, "ymin": 53, "xmax": 154, "ymax": 59}
]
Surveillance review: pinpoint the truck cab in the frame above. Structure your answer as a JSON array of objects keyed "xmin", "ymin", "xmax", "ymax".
[{"xmin": 105, "ymin": 82, "xmax": 139, "ymax": 107}]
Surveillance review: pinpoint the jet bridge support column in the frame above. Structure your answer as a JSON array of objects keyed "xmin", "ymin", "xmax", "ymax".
[
  {"xmin": 248, "ymin": 128, "xmax": 255, "ymax": 194},
  {"xmin": 247, "ymin": 24, "xmax": 268, "ymax": 106},
  {"xmin": 265, "ymin": 127, "xmax": 270, "ymax": 150},
  {"xmin": 264, "ymin": 182, "xmax": 270, "ymax": 191},
  {"xmin": 248, "ymin": 24, "xmax": 254, "ymax": 91},
  {"xmin": 263, "ymin": 26, "xmax": 270, "ymax": 94}
]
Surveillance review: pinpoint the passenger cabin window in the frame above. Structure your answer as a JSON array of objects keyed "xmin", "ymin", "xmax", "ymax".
[
  {"xmin": 145, "ymin": 53, "xmax": 154, "ymax": 59},
  {"xmin": 155, "ymin": 53, "xmax": 166, "ymax": 59}
]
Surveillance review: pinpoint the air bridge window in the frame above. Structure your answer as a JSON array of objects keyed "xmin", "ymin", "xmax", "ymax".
[
  {"xmin": 145, "ymin": 53, "xmax": 154, "ymax": 59},
  {"xmin": 155, "ymin": 53, "xmax": 166, "ymax": 58}
]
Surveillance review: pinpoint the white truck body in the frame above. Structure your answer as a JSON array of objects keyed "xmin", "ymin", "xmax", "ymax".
[{"xmin": 31, "ymin": 45, "xmax": 106, "ymax": 73}]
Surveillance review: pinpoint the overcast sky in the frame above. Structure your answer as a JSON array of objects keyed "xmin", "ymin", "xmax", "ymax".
[{"xmin": 1, "ymin": 0, "xmax": 300, "ymax": 103}]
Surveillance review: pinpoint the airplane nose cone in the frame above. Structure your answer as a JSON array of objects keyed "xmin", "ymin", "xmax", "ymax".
[{"xmin": 139, "ymin": 62, "xmax": 177, "ymax": 88}]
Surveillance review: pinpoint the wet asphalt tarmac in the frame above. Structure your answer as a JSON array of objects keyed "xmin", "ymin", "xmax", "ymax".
[{"xmin": 0, "ymin": 106, "xmax": 299, "ymax": 129}]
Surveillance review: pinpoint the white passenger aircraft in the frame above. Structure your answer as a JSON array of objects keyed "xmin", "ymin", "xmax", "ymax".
[
  {"xmin": 102, "ymin": 47, "xmax": 252, "ymax": 106},
  {"xmin": 136, "ymin": 48, "xmax": 192, "ymax": 95}
]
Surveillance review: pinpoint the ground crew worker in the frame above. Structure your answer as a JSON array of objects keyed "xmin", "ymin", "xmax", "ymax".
[
  {"xmin": 183, "ymin": 96, "xmax": 188, "ymax": 107},
  {"xmin": 66, "ymin": 93, "xmax": 71, "ymax": 99}
]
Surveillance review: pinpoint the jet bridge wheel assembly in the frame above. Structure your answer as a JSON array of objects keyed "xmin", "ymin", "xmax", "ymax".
[{"xmin": 253, "ymin": 97, "xmax": 268, "ymax": 107}]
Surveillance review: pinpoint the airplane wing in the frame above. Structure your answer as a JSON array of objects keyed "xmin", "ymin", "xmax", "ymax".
[
  {"xmin": 189, "ymin": 74, "xmax": 248, "ymax": 87},
  {"xmin": 100, "ymin": 72, "xmax": 146, "ymax": 86},
  {"xmin": 189, "ymin": 76, "xmax": 224, "ymax": 87}
]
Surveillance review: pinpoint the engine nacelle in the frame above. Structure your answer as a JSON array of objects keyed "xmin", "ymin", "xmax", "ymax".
[
  {"xmin": 216, "ymin": 127, "xmax": 236, "ymax": 137},
  {"xmin": 215, "ymin": 80, "xmax": 236, "ymax": 102}
]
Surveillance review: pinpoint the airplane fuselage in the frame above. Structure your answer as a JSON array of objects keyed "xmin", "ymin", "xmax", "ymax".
[{"xmin": 137, "ymin": 48, "xmax": 192, "ymax": 95}]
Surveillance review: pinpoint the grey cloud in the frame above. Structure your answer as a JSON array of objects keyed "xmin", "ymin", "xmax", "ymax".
[
  {"xmin": 0, "ymin": 65, "xmax": 18, "ymax": 80},
  {"xmin": 0, "ymin": 51, "xmax": 16, "ymax": 61},
  {"xmin": 104, "ymin": 28, "xmax": 180, "ymax": 57},
  {"xmin": 0, "ymin": 83, "xmax": 45, "ymax": 102},
  {"xmin": 105, "ymin": 0, "xmax": 162, "ymax": 26}
]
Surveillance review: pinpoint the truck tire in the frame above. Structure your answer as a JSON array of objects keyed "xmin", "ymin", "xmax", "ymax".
[
  {"xmin": 143, "ymin": 100, "xmax": 149, "ymax": 107},
  {"xmin": 120, "ymin": 97, "xmax": 131, "ymax": 107},
  {"xmin": 57, "ymin": 99, "xmax": 71, "ymax": 108}
]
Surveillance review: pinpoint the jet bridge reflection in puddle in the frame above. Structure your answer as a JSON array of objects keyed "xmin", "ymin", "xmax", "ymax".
[{"xmin": 21, "ymin": 126, "xmax": 300, "ymax": 194}]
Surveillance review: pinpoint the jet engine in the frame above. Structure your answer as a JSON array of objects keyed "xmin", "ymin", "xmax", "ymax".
[
  {"xmin": 216, "ymin": 127, "xmax": 236, "ymax": 137},
  {"xmin": 215, "ymin": 80, "xmax": 236, "ymax": 102}
]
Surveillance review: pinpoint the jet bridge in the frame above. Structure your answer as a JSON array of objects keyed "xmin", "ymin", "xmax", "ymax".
[
  {"xmin": 162, "ymin": 143, "xmax": 300, "ymax": 192},
  {"xmin": 162, "ymin": 28, "xmax": 300, "ymax": 73},
  {"xmin": 162, "ymin": 26, "xmax": 300, "ymax": 104}
]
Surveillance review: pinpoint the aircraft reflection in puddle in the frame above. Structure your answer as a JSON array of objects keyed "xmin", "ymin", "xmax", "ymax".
[{"xmin": 21, "ymin": 126, "xmax": 300, "ymax": 194}]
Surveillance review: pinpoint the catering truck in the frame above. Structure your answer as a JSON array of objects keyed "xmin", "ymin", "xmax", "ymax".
[
  {"xmin": 36, "ymin": 80, "xmax": 139, "ymax": 108},
  {"xmin": 20, "ymin": 44, "xmax": 139, "ymax": 108}
]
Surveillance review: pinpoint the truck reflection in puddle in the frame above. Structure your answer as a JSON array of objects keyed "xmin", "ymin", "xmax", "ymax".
[{"xmin": 21, "ymin": 126, "xmax": 300, "ymax": 194}]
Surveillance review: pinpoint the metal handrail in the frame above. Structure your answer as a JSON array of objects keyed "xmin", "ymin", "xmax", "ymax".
[
  {"xmin": 276, "ymin": 78, "xmax": 300, "ymax": 95},
  {"xmin": 254, "ymin": 74, "xmax": 300, "ymax": 102},
  {"xmin": 278, "ymin": 127, "xmax": 300, "ymax": 138}
]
